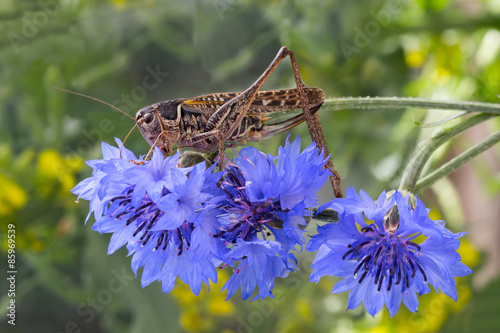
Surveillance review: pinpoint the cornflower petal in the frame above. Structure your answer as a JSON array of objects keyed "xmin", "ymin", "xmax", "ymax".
[
  {"xmin": 222, "ymin": 240, "xmax": 287, "ymax": 301},
  {"xmin": 124, "ymin": 148, "xmax": 183, "ymax": 206}
]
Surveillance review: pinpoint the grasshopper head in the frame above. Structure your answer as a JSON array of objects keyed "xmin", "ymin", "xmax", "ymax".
[{"xmin": 135, "ymin": 100, "xmax": 182, "ymax": 153}]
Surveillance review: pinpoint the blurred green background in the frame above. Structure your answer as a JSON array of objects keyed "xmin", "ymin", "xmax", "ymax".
[{"xmin": 1, "ymin": 0, "xmax": 500, "ymax": 332}]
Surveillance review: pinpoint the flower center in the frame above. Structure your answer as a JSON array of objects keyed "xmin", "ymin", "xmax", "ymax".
[
  {"xmin": 109, "ymin": 188, "xmax": 192, "ymax": 255},
  {"xmin": 342, "ymin": 225, "xmax": 427, "ymax": 292},
  {"xmin": 214, "ymin": 167, "xmax": 277, "ymax": 243}
]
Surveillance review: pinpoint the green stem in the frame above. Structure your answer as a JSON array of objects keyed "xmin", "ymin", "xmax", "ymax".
[
  {"xmin": 320, "ymin": 96, "xmax": 500, "ymax": 193},
  {"xmin": 321, "ymin": 97, "xmax": 500, "ymax": 193},
  {"xmin": 414, "ymin": 130, "xmax": 500, "ymax": 193},
  {"xmin": 322, "ymin": 97, "xmax": 500, "ymax": 114},
  {"xmin": 399, "ymin": 113, "xmax": 495, "ymax": 193}
]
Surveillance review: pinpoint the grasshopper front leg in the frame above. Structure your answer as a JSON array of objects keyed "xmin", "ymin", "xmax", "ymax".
[{"xmin": 132, "ymin": 131, "xmax": 174, "ymax": 165}]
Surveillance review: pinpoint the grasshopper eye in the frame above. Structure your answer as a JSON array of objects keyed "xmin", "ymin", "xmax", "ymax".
[{"xmin": 144, "ymin": 112, "xmax": 154, "ymax": 124}]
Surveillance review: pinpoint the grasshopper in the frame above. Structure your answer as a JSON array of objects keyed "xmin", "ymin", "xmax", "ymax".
[
  {"xmin": 56, "ymin": 47, "xmax": 342, "ymax": 197},
  {"xmin": 135, "ymin": 85, "xmax": 325, "ymax": 155},
  {"xmin": 135, "ymin": 47, "xmax": 323, "ymax": 155},
  {"xmin": 135, "ymin": 46, "xmax": 342, "ymax": 197}
]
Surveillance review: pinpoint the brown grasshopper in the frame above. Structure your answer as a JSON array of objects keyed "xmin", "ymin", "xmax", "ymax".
[
  {"xmin": 135, "ymin": 87, "xmax": 325, "ymax": 154},
  {"xmin": 56, "ymin": 47, "xmax": 342, "ymax": 197},
  {"xmin": 135, "ymin": 47, "xmax": 322, "ymax": 154},
  {"xmin": 135, "ymin": 46, "xmax": 342, "ymax": 197}
]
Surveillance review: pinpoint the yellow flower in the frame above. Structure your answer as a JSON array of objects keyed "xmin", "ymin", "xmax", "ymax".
[
  {"xmin": 172, "ymin": 269, "xmax": 234, "ymax": 330},
  {"xmin": 180, "ymin": 309, "xmax": 203, "ymax": 332},
  {"xmin": 0, "ymin": 174, "xmax": 28, "ymax": 216},
  {"xmin": 108, "ymin": 0, "xmax": 127, "ymax": 9},
  {"xmin": 208, "ymin": 297, "xmax": 233, "ymax": 316},
  {"xmin": 37, "ymin": 150, "xmax": 83, "ymax": 197},
  {"xmin": 171, "ymin": 281, "xmax": 199, "ymax": 305},
  {"xmin": 295, "ymin": 298, "xmax": 313, "ymax": 322},
  {"xmin": 457, "ymin": 238, "xmax": 480, "ymax": 268},
  {"xmin": 405, "ymin": 50, "xmax": 426, "ymax": 68}
]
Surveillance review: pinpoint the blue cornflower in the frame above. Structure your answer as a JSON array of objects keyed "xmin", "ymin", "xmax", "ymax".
[
  {"xmin": 307, "ymin": 187, "xmax": 472, "ymax": 317},
  {"xmin": 72, "ymin": 140, "xmax": 226, "ymax": 295},
  {"xmin": 72, "ymin": 138, "xmax": 138, "ymax": 222},
  {"xmin": 217, "ymin": 135, "xmax": 331, "ymax": 300}
]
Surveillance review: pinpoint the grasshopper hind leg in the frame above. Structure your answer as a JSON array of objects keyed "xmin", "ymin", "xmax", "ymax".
[{"xmin": 217, "ymin": 131, "xmax": 226, "ymax": 171}]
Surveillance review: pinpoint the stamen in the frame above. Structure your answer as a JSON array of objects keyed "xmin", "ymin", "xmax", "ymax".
[
  {"xmin": 126, "ymin": 213, "xmax": 140, "ymax": 226},
  {"xmin": 177, "ymin": 229, "xmax": 183, "ymax": 255},
  {"xmin": 115, "ymin": 210, "xmax": 130, "ymax": 219},
  {"xmin": 389, "ymin": 258, "xmax": 398, "ymax": 275},
  {"xmin": 387, "ymin": 273, "xmax": 393, "ymax": 291},
  {"xmin": 395, "ymin": 265, "xmax": 402, "ymax": 285},
  {"xmin": 409, "ymin": 260, "xmax": 416, "ymax": 278},
  {"xmin": 154, "ymin": 232, "xmax": 165, "ymax": 251},
  {"xmin": 414, "ymin": 260, "xmax": 427, "ymax": 282},
  {"xmin": 360, "ymin": 226, "xmax": 374, "ymax": 233},
  {"xmin": 342, "ymin": 248, "xmax": 355, "ymax": 260},
  {"xmin": 213, "ymin": 229, "xmax": 226, "ymax": 238},
  {"xmin": 358, "ymin": 271, "xmax": 368, "ymax": 283},
  {"xmin": 406, "ymin": 240, "xmax": 421, "ymax": 252},
  {"xmin": 162, "ymin": 232, "xmax": 169, "ymax": 252},
  {"xmin": 374, "ymin": 265, "xmax": 383, "ymax": 284},
  {"xmin": 343, "ymin": 240, "xmax": 371, "ymax": 260},
  {"xmin": 110, "ymin": 195, "xmax": 128, "ymax": 203},
  {"xmin": 118, "ymin": 199, "xmax": 132, "ymax": 206},
  {"xmin": 377, "ymin": 274, "xmax": 384, "ymax": 292},
  {"xmin": 133, "ymin": 221, "xmax": 147, "ymax": 237},
  {"xmin": 135, "ymin": 201, "xmax": 153, "ymax": 213},
  {"xmin": 145, "ymin": 210, "xmax": 161, "ymax": 231},
  {"xmin": 353, "ymin": 241, "xmax": 371, "ymax": 253},
  {"xmin": 184, "ymin": 231, "xmax": 191, "ymax": 248},
  {"xmin": 373, "ymin": 246, "xmax": 383, "ymax": 264},
  {"xmin": 141, "ymin": 232, "xmax": 152, "ymax": 246},
  {"xmin": 354, "ymin": 255, "xmax": 372, "ymax": 277}
]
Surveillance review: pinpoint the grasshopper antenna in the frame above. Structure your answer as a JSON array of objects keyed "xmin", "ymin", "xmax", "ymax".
[
  {"xmin": 120, "ymin": 123, "xmax": 137, "ymax": 158},
  {"xmin": 53, "ymin": 86, "xmax": 135, "ymax": 120}
]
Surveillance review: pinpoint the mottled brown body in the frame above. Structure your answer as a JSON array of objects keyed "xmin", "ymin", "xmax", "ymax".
[{"xmin": 135, "ymin": 87, "xmax": 325, "ymax": 153}]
